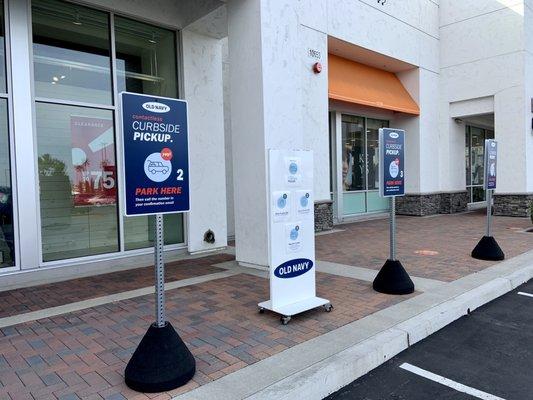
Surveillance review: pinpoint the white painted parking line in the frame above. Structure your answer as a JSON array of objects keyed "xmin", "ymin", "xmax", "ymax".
[
  {"xmin": 399, "ymin": 363, "xmax": 505, "ymax": 400},
  {"xmin": 517, "ymin": 292, "xmax": 533, "ymax": 298}
]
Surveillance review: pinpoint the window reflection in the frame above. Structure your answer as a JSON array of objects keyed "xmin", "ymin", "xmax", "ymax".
[
  {"xmin": 341, "ymin": 115, "xmax": 389, "ymax": 192},
  {"xmin": 32, "ymin": 0, "xmax": 112, "ymax": 104},
  {"xmin": 31, "ymin": 0, "xmax": 185, "ymax": 260},
  {"xmin": 36, "ymin": 103, "xmax": 119, "ymax": 261},
  {"xmin": 465, "ymin": 125, "xmax": 495, "ymax": 203},
  {"xmin": 115, "ymin": 17, "xmax": 177, "ymax": 98},
  {"xmin": 366, "ymin": 118, "xmax": 388, "ymax": 190},
  {"xmin": 342, "ymin": 115, "xmax": 365, "ymax": 191},
  {"xmin": 0, "ymin": 1, "xmax": 6, "ymax": 93},
  {"xmin": 114, "ymin": 16, "xmax": 183, "ymax": 250}
]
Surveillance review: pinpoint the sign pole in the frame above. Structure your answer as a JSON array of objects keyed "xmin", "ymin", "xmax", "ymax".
[
  {"xmin": 472, "ymin": 139, "xmax": 504, "ymax": 261},
  {"xmin": 390, "ymin": 196, "xmax": 396, "ymax": 261},
  {"xmin": 373, "ymin": 128, "xmax": 414, "ymax": 295},
  {"xmin": 121, "ymin": 92, "xmax": 195, "ymax": 393},
  {"xmin": 155, "ymin": 214, "xmax": 165, "ymax": 328},
  {"xmin": 486, "ymin": 189, "xmax": 492, "ymax": 237}
]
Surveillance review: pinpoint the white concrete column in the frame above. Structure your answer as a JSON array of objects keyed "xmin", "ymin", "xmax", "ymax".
[
  {"xmin": 394, "ymin": 68, "xmax": 440, "ymax": 193},
  {"xmin": 227, "ymin": 0, "xmax": 306, "ymax": 267},
  {"xmin": 9, "ymin": 0, "xmax": 40, "ymax": 269},
  {"xmin": 182, "ymin": 30, "xmax": 228, "ymax": 253},
  {"xmin": 494, "ymin": 85, "xmax": 529, "ymax": 194}
]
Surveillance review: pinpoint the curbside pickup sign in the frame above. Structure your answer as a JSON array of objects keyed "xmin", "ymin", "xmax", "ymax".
[
  {"xmin": 120, "ymin": 92, "xmax": 190, "ymax": 216},
  {"xmin": 484, "ymin": 139, "xmax": 497, "ymax": 190},
  {"xmin": 379, "ymin": 128, "xmax": 405, "ymax": 197}
]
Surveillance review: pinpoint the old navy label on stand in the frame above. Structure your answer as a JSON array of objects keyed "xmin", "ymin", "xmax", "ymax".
[{"xmin": 274, "ymin": 258, "xmax": 314, "ymax": 279}]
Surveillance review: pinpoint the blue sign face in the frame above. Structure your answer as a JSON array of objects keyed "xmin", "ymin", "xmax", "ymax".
[
  {"xmin": 274, "ymin": 258, "xmax": 314, "ymax": 279},
  {"xmin": 484, "ymin": 139, "xmax": 497, "ymax": 190},
  {"xmin": 121, "ymin": 92, "xmax": 190, "ymax": 216},
  {"xmin": 380, "ymin": 128, "xmax": 405, "ymax": 197}
]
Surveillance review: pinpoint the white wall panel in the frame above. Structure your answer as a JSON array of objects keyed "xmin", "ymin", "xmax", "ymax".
[
  {"xmin": 441, "ymin": 52, "xmax": 524, "ymax": 103},
  {"xmin": 440, "ymin": 0, "xmax": 523, "ymax": 27},
  {"xmin": 494, "ymin": 85, "xmax": 528, "ymax": 193},
  {"xmin": 440, "ymin": 4, "xmax": 524, "ymax": 69},
  {"xmin": 300, "ymin": 26, "xmax": 330, "ymax": 201},
  {"xmin": 327, "ymin": 0, "xmax": 439, "ymax": 72},
  {"xmin": 182, "ymin": 30, "xmax": 227, "ymax": 252}
]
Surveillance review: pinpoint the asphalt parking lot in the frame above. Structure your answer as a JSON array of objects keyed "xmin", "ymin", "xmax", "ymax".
[{"xmin": 326, "ymin": 279, "xmax": 533, "ymax": 400}]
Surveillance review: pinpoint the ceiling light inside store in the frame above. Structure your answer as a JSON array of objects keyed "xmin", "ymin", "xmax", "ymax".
[{"xmin": 148, "ymin": 32, "xmax": 157, "ymax": 44}]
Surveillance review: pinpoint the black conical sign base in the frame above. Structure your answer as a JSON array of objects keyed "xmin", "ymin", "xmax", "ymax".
[
  {"xmin": 471, "ymin": 236, "xmax": 505, "ymax": 261},
  {"xmin": 373, "ymin": 259, "xmax": 415, "ymax": 295},
  {"xmin": 125, "ymin": 322, "xmax": 196, "ymax": 393}
]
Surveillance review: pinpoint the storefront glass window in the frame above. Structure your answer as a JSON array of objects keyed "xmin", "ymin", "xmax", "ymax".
[
  {"xmin": 0, "ymin": 2, "xmax": 6, "ymax": 93},
  {"xmin": 32, "ymin": 0, "xmax": 112, "ymax": 105},
  {"xmin": 340, "ymin": 114, "xmax": 389, "ymax": 215},
  {"xmin": 0, "ymin": 99, "xmax": 13, "ymax": 268},
  {"xmin": 114, "ymin": 17, "xmax": 178, "ymax": 98},
  {"xmin": 366, "ymin": 118, "xmax": 388, "ymax": 190},
  {"xmin": 342, "ymin": 115, "xmax": 365, "ymax": 191},
  {"xmin": 465, "ymin": 125, "xmax": 495, "ymax": 203},
  {"xmin": 36, "ymin": 103, "xmax": 119, "ymax": 261},
  {"xmin": 33, "ymin": 0, "xmax": 184, "ymax": 261},
  {"xmin": 114, "ymin": 16, "xmax": 183, "ymax": 250}
]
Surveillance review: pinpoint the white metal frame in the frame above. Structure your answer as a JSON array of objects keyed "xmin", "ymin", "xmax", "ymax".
[
  {"xmin": 4, "ymin": 0, "xmax": 188, "ymax": 272},
  {"xmin": 9, "ymin": 0, "xmax": 41, "ymax": 270},
  {"xmin": 0, "ymin": 0, "xmax": 19, "ymax": 273}
]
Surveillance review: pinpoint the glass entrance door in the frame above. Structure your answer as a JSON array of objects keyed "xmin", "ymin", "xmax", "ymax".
[
  {"xmin": 465, "ymin": 125, "xmax": 494, "ymax": 203},
  {"xmin": 340, "ymin": 114, "xmax": 389, "ymax": 216}
]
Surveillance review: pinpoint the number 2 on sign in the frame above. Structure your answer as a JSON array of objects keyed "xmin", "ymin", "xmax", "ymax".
[{"xmin": 176, "ymin": 169, "xmax": 184, "ymax": 181}]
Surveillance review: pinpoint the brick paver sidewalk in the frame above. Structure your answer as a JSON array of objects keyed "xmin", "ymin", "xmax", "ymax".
[
  {"xmin": 0, "ymin": 272, "xmax": 410, "ymax": 400},
  {"xmin": 0, "ymin": 254, "xmax": 232, "ymax": 318},
  {"xmin": 316, "ymin": 210, "xmax": 532, "ymax": 281},
  {"xmin": 0, "ymin": 211, "xmax": 531, "ymax": 399}
]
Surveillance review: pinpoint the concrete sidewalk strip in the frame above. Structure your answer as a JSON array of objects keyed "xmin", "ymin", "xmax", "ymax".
[
  {"xmin": 214, "ymin": 260, "xmax": 269, "ymax": 278},
  {"xmin": 0, "ymin": 270, "xmax": 238, "ymax": 328},
  {"xmin": 316, "ymin": 260, "xmax": 445, "ymax": 292},
  {"xmin": 217, "ymin": 258, "xmax": 445, "ymax": 292},
  {"xmin": 175, "ymin": 249, "xmax": 533, "ymax": 400}
]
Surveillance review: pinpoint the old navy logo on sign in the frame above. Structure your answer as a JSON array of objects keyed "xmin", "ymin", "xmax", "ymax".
[
  {"xmin": 274, "ymin": 258, "xmax": 314, "ymax": 279},
  {"xmin": 389, "ymin": 131, "xmax": 399, "ymax": 139},
  {"xmin": 142, "ymin": 102, "xmax": 170, "ymax": 113}
]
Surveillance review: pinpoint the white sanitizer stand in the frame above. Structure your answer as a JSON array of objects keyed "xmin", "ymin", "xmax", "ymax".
[{"xmin": 258, "ymin": 149, "xmax": 332, "ymax": 325}]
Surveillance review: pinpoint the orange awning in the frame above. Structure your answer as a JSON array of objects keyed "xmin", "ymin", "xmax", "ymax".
[{"xmin": 328, "ymin": 54, "xmax": 420, "ymax": 115}]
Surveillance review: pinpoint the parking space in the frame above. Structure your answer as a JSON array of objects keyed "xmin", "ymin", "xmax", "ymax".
[{"xmin": 326, "ymin": 279, "xmax": 533, "ymax": 400}]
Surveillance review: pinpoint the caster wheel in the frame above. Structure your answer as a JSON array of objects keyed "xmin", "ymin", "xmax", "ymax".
[
  {"xmin": 280, "ymin": 316, "xmax": 291, "ymax": 325},
  {"xmin": 324, "ymin": 304, "xmax": 333, "ymax": 312},
  {"xmin": 258, "ymin": 307, "xmax": 265, "ymax": 314}
]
